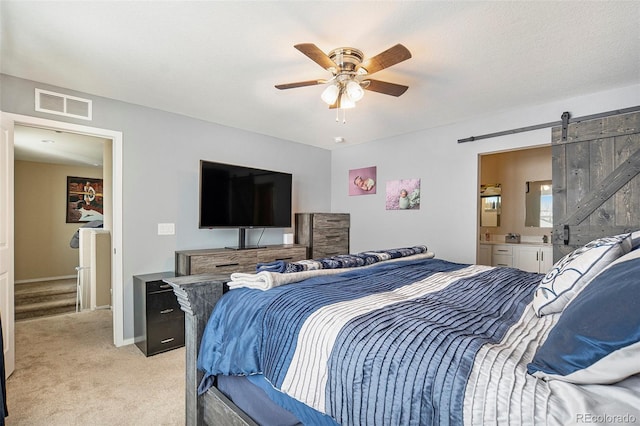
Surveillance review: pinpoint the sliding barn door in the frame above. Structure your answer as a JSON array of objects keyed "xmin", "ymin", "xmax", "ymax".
[{"xmin": 552, "ymin": 111, "xmax": 640, "ymax": 261}]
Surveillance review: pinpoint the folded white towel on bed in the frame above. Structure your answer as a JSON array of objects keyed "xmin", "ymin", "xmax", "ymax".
[{"xmin": 227, "ymin": 252, "xmax": 435, "ymax": 291}]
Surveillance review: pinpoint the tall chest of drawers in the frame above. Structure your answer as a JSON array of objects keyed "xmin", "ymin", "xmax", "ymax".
[
  {"xmin": 295, "ymin": 213, "xmax": 350, "ymax": 258},
  {"xmin": 133, "ymin": 272, "xmax": 185, "ymax": 356}
]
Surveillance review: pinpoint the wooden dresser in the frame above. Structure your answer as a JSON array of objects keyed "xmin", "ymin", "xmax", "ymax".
[
  {"xmin": 295, "ymin": 213, "xmax": 350, "ymax": 259},
  {"xmin": 175, "ymin": 244, "xmax": 308, "ymax": 276}
]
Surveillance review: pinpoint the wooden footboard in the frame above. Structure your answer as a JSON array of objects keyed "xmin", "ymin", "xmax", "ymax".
[{"xmin": 164, "ymin": 274, "xmax": 257, "ymax": 426}]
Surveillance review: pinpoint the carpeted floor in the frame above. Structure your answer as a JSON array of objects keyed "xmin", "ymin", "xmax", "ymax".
[{"xmin": 6, "ymin": 310, "xmax": 185, "ymax": 425}]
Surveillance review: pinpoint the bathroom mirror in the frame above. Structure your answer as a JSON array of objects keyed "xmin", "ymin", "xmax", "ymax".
[
  {"xmin": 525, "ymin": 180, "xmax": 552, "ymax": 227},
  {"xmin": 480, "ymin": 184, "xmax": 501, "ymax": 227}
]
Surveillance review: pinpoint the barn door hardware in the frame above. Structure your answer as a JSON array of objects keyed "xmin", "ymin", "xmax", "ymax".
[
  {"xmin": 563, "ymin": 225, "xmax": 570, "ymax": 246},
  {"xmin": 561, "ymin": 111, "xmax": 570, "ymax": 141},
  {"xmin": 457, "ymin": 105, "xmax": 640, "ymax": 143}
]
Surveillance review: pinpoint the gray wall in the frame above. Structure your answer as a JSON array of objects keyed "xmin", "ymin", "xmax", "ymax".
[
  {"xmin": 331, "ymin": 84, "xmax": 640, "ymax": 264},
  {"xmin": 2, "ymin": 73, "xmax": 331, "ymax": 341},
  {"xmin": 3, "ymin": 73, "xmax": 639, "ymax": 342}
]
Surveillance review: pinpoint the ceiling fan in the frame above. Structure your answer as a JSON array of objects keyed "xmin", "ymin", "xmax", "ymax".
[{"xmin": 275, "ymin": 43, "xmax": 412, "ymax": 115}]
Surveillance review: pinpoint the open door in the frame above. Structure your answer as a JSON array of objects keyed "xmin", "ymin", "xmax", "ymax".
[
  {"xmin": 0, "ymin": 116, "xmax": 15, "ymax": 378},
  {"xmin": 552, "ymin": 111, "xmax": 640, "ymax": 261}
]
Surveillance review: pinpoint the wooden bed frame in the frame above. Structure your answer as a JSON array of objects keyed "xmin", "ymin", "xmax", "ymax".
[
  {"xmin": 162, "ymin": 110, "xmax": 639, "ymax": 426},
  {"xmin": 165, "ymin": 274, "xmax": 257, "ymax": 426}
]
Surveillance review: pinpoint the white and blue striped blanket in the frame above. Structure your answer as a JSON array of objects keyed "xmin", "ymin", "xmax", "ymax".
[
  {"xmin": 256, "ymin": 245, "xmax": 429, "ymax": 273},
  {"xmin": 197, "ymin": 257, "xmax": 546, "ymax": 425}
]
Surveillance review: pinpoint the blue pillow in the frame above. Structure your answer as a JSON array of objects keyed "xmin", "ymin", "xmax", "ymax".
[{"xmin": 527, "ymin": 249, "xmax": 640, "ymax": 384}]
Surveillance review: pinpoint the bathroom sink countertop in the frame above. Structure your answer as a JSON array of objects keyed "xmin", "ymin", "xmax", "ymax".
[{"xmin": 480, "ymin": 240, "xmax": 552, "ymax": 246}]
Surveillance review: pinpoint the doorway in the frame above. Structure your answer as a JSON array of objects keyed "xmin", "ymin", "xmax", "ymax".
[
  {"xmin": 3, "ymin": 113, "xmax": 124, "ymax": 348},
  {"xmin": 477, "ymin": 145, "xmax": 552, "ymax": 264},
  {"xmin": 14, "ymin": 125, "xmax": 107, "ymax": 319}
]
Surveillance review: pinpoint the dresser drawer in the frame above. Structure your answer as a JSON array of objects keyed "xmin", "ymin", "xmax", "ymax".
[
  {"xmin": 257, "ymin": 246, "xmax": 307, "ymax": 263},
  {"xmin": 312, "ymin": 227, "xmax": 348, "ymax": 246},
  {"xmin": 312, "ymin": 213, "xmax": 350, "ymax": 229},
  {"xmin": 313, "ymin": 244, "xmax": 349, "ymax": 259},
  {"xmin": 492, "ymin": 245, "xmax": 513, "ymax": 256},
  {"xmin": 145, "ymin": 280, "xmax": 174, "ymax": 294},
  {"xmin": 146, "ymin": 318, "xmax": 185, "ymax": 355},
  {"xmin": 147, "ymin": 290, "xmax": 183, "ymax": 322},
  {"xmin": 190, "ymin": 251, "xmax": 254, "ymax": 274}
]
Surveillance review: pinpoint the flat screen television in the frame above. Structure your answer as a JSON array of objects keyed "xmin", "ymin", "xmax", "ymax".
[{"xmin": 199, "ymin": 160, "xmax": 292, "ymax": 249}]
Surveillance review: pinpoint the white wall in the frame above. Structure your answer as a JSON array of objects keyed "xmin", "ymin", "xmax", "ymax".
[
  {"xmin": 331, "ymin": 84, "xmax": 640, "ymax": 264},
  {"xmin": 1, "ymin": 74, "xmax": 332, "ymax": 342}
]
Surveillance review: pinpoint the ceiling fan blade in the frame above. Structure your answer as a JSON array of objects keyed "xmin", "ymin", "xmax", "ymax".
[
  {"xmin": 275, "ymin": 80, "xmax": 325, "ymax": 90},
  {"xmin": 358, "ymin": 44, "xmax": 412, "ymax": 75},
  {"xmin": 364, "ymin": 79, "xmax": 409, "ymax": 97},
  {"xmin": 294, "ymin": 43, "xmax": 338, "ymax": 71}
]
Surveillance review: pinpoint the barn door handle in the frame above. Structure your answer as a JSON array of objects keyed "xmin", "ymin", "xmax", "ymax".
[{"xmin": 563, "ymin": 225, "xmax": 570, "ymax": 245}]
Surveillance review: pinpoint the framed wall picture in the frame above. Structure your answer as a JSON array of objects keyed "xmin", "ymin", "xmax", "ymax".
[
  {"xmin": 66, "ymin": 176, "xmax": 104, "ymax": 223},
  {"xmin": 349, "ymin": 166, "xmax": 377, "ymax": 195},
  {"xmin": 386, "ymin": 178, "xmax": 421, "ymax": 210}
]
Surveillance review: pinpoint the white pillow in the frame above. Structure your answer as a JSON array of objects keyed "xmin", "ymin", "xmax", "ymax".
[
  {"xmin": 532, "ymin": 233, "xmax": 632, "ymax": 316},
  {"xmin": 631, "ymin": 229, "xmax": 640, "ymax": 250}
]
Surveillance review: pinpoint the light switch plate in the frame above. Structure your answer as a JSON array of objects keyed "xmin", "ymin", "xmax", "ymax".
[{"xmin": 157, "ymin": 223, "xmax": 175, "ymax": 235}]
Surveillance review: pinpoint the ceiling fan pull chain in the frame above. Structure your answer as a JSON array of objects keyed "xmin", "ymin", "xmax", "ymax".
[{"xmin": 342, "ymin": 108, "xmax": 347, "ymax": 124}]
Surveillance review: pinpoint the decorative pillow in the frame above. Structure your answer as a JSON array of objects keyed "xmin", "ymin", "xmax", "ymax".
[
  {"xmin": 527, "ymin": 249, "xmax": 640, "ymax": 384},
  {"xmin": 532, "ymin": 233, "xmax": 632, "ymax": 316}
]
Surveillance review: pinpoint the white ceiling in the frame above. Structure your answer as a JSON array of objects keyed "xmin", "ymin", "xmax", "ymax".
[
  {"xmin": 2, "ymin": 1, "xmax": 640, "ymax": 160},
  {"xmin": 13, "ymin": 125, "xmax": 107, "ymax": 167}
]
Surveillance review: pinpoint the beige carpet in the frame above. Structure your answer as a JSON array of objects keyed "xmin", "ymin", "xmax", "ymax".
[{"xmin": 6, "ymin": 310, "xmax": 185, "ymax": 425}]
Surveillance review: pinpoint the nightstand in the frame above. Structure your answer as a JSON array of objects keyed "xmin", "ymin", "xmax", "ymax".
[{"xmin": 133, "ymin": 272, "xmax": 185, "ymax": 356}]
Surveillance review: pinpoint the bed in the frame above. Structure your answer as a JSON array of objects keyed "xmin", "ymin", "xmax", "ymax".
[{"xmin": 165, "ymin": 236, "xmax": 640, "ymax": 426}]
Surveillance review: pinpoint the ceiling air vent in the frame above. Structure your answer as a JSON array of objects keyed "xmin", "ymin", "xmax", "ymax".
[{"xmin": 35, "ymin": 88, "xmax": 92, "ymax": 120}]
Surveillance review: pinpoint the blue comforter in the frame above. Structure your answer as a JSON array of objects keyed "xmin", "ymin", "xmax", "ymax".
[{"xmin": 198, "ymin": 257, "xmax": 541, "ymax": 425}]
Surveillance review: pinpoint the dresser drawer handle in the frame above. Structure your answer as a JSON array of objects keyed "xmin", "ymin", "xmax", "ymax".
[
  {"xmin": 217, "ymin": 262, "xmax": 239, "ymax": 268},
  {"xmin": 160, "ymin": 338, "xmax": 175, "ymax": 344},
  {"xmin": 159, "ymin": 284, "xmax": 171, "ymax": 289},
  {"xmin": 160, "ymin": 308, "xmax": 174, "ymax": 314}
]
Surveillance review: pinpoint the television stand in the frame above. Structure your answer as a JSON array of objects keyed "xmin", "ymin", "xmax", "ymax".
[
  {"xmin": 224, "ymin": 228, "xmax": 266, "ymax": 251},
  {"xmin": 175, "ymin": 244, "xmax": 308, "ymax": 276},
  {"xmin": 225, "ymin": 245, "xmax": 264, "ymax": 251}
]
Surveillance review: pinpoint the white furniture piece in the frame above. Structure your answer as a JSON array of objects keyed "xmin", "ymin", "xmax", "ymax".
[
  {"xmin": 479, "ymin": 242, "xmax": 553, "ymax": 273},
  {"xmin": 78, "ymin": 228, "xmax": 111, "ymax": 310},
  {"xmin": 491, "ymin": 244, "xmax": 514, "ymax": 267},
  {"xmin": 514, "ymin": 245, "xmax": 553, "ymax": 273}
]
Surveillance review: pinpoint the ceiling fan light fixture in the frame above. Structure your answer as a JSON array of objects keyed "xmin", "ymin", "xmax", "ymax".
[
  {"xmin": 346, "ymin": 80, "xmax": 364, "ymax": 102},
  {"xmin": 321, "ymin": 84, "xmax": 339, "ymax": 105},
  {"xmin": 338, "ymin": 91, "xmax": 355, "ymax": 109}
]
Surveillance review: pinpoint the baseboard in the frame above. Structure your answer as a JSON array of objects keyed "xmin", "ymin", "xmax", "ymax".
[
  {"xmin": 15, "ymin": 275, "xmax": 77, "ymax": 284},
  {"xmin": 92, "ymin": 305, "xmax": 111, "ymax": 311},
  {"xmin": 120, "ymin": 337, "xmax": 135, "ymax": 347}
]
